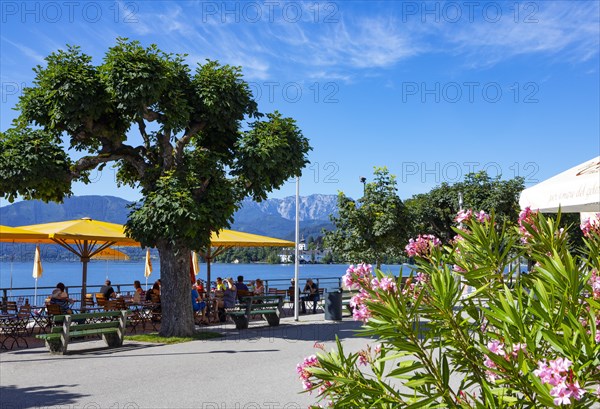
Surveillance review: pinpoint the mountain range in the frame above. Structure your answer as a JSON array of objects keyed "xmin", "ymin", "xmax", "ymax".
[{"xmin": 0, "ymin": 194, "xmax": 339, "ymax": 241}]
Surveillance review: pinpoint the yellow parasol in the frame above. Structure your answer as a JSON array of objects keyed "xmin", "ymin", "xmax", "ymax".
[
  {"xmin": 16, "ymin": 218, "xmax": 140, "ymax": 311},
  {"xmin": 1, "ymin": 225, "xmax": 50, "ymax": 298},
  {"xmin": 200, "ymin": 229, "xmax": 294, "ymax": 290}
]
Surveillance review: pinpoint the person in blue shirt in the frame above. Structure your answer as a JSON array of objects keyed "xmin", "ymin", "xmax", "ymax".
[
  {"xmin": 236, "ymin": 275, "xmax": 249, "ymax": 292},
  {"xmin": 192, "ymin": 286, "xmax": 207, "ymax": 324}
]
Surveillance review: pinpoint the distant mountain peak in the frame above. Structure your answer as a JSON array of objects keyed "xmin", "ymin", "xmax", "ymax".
[{"xmin": 1, "ymin": 194, "xmax": 338, "ymax": 240}]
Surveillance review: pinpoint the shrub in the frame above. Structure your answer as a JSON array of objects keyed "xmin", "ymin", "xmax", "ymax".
[{"xmin": 298, "ymin": 210, "xmax": 600, "ymax": 408}]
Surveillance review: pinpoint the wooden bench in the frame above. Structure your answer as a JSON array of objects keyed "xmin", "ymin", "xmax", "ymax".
[
  {"xmin": 226, "ymin": 295, "xmax": 283, "ymax": 329},
  {"xmin": 35, "ymin": 310, "xmax": 127, "ymax": 354}
]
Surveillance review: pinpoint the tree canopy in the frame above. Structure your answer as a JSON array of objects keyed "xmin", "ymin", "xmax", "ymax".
[
  {"xmin": 0, "ymin": 38, "xmax": 311, "ymax": 336},
  {"xmin": 324, "ymin": 167, "xmax": 410, "ymax": 268},
  {"xmin": 405, "ymin": 172, "xmax": 525, "ymax": 242}
]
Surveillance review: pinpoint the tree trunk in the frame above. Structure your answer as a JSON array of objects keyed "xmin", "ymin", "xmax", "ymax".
[{"xmin": 156, "ymin": 240, "xmax": 195, "ymax": 337}]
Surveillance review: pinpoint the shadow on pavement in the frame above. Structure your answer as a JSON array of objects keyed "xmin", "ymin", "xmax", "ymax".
[{"xmin": 0, "ymin": 384, "xmax": 90, "ymax": 408}]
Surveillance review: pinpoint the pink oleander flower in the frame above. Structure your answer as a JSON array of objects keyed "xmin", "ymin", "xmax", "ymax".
[
  {"xmin": 534, "ymin": 358, "xmax": 584, "ymax": 405},
  {"xmin": 580, "ymin": 214, "xmax": 600, "ymax": 237},
  {"xmin": 416, "ymin": 271, "xmax": 429, "ymax": 284},
  {"xmin": 358, "ymin": 350, "xmax": 369, "ymax": 366},
  {"xmin": 595, "ymin": 329, "xmax": 600, "ymax": 343},
  {"xmin": 551, "ymin": 384, "xmax": 573, "ymax": 406},
  {"xmin": 453, "ymin": 264, "xmax": 466, "ymax": 273},
  {"xmin": 297, "ymin": 354, "xmax": 320, "ymax": 386},
  {"xmin": 343, "ymin": 263, "xmax": 373, "ymax": 290},
  {"xmin": 596, "ymin": 385, "xmax": 600, "ymax": 398},
  {"xmin": 518, "ymin": 206, "xmax": 538, "ymax": 243},
  {"xmin": 511, "ymin": 342, "xmax": 527, "ymax": 357},
  {"xmin": 550, "ymin": 358, "xmax": 572, "ymax": 374},
  {"xmin": 475, "ymin": 210, "xmax": 490, "ymax": 223},
  {"xmin": 371, "ymin": 276, "xmax": 397, "ymax": 292},
  {"xmin": 374, "ymin": 344, "xmax": 381, "ymax": 355},
  {"xmin": 349, "ymin": 289, "xmax": 369, "ymax": 309},
  {"xmin": 455, "ymin": 209, "xmax": 472, "ymax": 223},
  {"xmin": 487, "ymin": 340, "xmax": 506, "ymax": 357},
  {"xmin": 352, "ymin": 304, "xmax": 372, "ymax": 322},
  {"xmin": 405, "ymin": 234, "xmax": 441, "ymax": 258},
  {"xmin": 318, "ymin": 381, "xmax": 333, "ymax": 396}
]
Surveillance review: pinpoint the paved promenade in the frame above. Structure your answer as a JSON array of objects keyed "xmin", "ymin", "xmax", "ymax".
[{"xmin": 1, "ymin": 315, "xmax": 369, "ymax": 409}]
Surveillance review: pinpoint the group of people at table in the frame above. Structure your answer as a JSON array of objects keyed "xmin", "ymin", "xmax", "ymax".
[
  {"xmin": 191, "ymin": 276, "xmax": 321, "ymax": 324},
  {"xmin": 47, "ymin": 275, "xmax": 321, "ymax": 324}
]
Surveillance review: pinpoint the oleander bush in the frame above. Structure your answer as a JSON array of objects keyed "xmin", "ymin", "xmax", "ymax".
[{"xmin": 298, "ymin": 210, "xmax": 600, "ymax": 408}]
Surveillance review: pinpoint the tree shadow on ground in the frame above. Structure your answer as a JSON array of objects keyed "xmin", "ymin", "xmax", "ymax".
[
  {"xmin": 0, "ymin": 384, "xmax": 90, "ymax": 408},
  {"xmin": 199, "ymin": 316, "xmax": 369, "ymax": 344}
]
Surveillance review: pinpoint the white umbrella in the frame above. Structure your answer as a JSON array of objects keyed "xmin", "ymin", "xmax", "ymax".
[
  {"xmin": 191, "ymin": 251, "xmax": 200, "ymax": 277},
  {"xmin": 32, "ymin": 245, "xmax": 43, "ymax": 303},
  {"xmin": 144, "ymin": 248, "xmax": 153, "ymax": 290},
  {"xmin": 519, "ymin": 156, "xmax": 600, "ymax": 214}
]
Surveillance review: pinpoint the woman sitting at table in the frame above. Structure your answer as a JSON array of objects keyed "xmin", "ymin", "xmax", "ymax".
[
  {"xmin": 49, "ymin": 282, "xmax": 74, "ymax": 314},
  {"xmin": 146, "ymin": 282, "xmax": 161, "ymax": 304},
  {"xmin": 132, "ymin": 280, "xmax": 144, "ymax": 303},
  {"xmin": 253, "ymin": 279, "xmax": 265, "ymax": 296}
]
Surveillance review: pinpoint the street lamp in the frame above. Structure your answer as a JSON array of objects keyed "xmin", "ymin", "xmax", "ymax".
[{"xmin": 360, "ymin": 176, "xmax": 366, "ymax": 196}]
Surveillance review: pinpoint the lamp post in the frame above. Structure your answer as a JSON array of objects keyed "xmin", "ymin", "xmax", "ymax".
[
  {"xmin": 294, "ymin": 176, "xmax": 300, "ymax": 321},
  {"xmin": 360, "ymin": 176, "xmax": 366, "ymax": 196}
]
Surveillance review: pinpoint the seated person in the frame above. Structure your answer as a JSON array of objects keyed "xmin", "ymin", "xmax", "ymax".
[
  {"xmin": 213, "ymin": 278, "xmax": 237, "ymax": 322},
  {"xmin": 253, "ymin": 278, "xmax": 265, "ymax": 295},
  {"xmin": 215, "ymin": 277, "xmax": 226, "ymax": 291},
  {"xmin": 100, "ymin": 279, "xmax": 116, "ymax": 299},
  {"xmin": 146, "ymin": 282, "xmax": 161, "ymax": 303},
  {"xmin": 217, "ymin": 277, "xmax": 237, "ymax": 308},
  {"xmin": 49, "ymin": 282, "xmax": 74, "ymax": 314},
  {"xmin": 236, "ymin": 275, "xmax": 249, "ymax": 292},
  {"xmin": 132, "ymin": 280, "xmax": 144, "ymax": 303},
  {"xmin": 192, "ymin": 285, "xmax": 208, "ymax": 324},
  {"xmin": 194, "ymin": 279, "xmax": 205, "ymax": 297},
  {"xmin": 301, "ymin": 279, "xmax": 319, "ymax": 314}
]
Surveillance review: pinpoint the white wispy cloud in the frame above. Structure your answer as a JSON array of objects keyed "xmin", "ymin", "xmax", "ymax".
[
  {"xmin": 1, "ymin": 37, "xmax": 45, "ymax": 64},
  {"xmin": 437, "ymin": 1, "xmax": 599, "ymax": 67}
]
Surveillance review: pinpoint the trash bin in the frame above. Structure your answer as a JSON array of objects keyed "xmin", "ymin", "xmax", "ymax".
[{"xmin": 324, "ymin": 289, "xmax": 343, "ymax": 321}]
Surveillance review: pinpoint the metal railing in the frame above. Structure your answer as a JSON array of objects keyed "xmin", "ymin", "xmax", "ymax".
[{"xmin": 0, "ymin": 276, "xmax": 344, "ymax": 310}]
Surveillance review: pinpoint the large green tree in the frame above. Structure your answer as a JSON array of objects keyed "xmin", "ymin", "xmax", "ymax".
[
  {"xmin": 324, "ymin": 167, "xmax": 409, "ymax": 268},
  {"xmin": 0, "ymin": 39, "xmax": 310, "ymax": 336},
  {"xmin": 405, "ymin": 172, "xmax": 525, "ymax": 242}
]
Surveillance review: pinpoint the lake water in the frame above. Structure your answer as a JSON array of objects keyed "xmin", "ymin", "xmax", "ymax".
[{"xmin": 0, "ymin": 260, "xmax": 413, "ymax": 304}]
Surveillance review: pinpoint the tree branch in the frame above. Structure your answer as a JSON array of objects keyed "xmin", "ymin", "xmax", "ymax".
[
  {"xmin": 174, "ymin": 121, "xmax": 206, "ymax": 165},
  {"xmin": 71, "ymin": 142, "xmax": 147, "ymax": 180},
  {"xmin": 143, "ymin": 108, "xmax": 163, "ymax": 122},
  {"xmin": 137, "ymin": 118, "xmax": 150, "ymax": 150}
]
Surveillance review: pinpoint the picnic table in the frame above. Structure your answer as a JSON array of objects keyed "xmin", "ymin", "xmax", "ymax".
[
  {"xmin": 226, "ymin": 295, "xmax": 284, "ymax": 329},
  {"xmin": 36, "ymin": 310, "xmax": 127, "ymax": 354}
]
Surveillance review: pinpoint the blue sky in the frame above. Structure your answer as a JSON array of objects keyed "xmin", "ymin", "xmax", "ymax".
[{"xmin": 1, "ymin": 1, "xmax": 599, "ymax": 205}]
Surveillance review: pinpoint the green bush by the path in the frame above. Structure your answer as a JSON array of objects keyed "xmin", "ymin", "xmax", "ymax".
[{"xmin": 298, "ymin": 210, "xmax": 600, "ymax": 408}]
